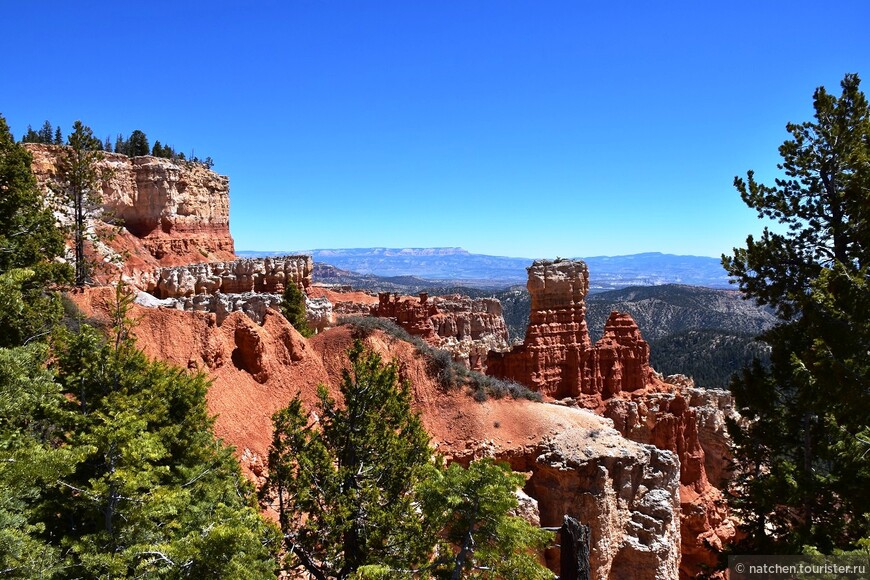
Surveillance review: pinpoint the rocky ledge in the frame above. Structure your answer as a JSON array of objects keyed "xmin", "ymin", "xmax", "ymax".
[{"xmin": 132, "ymin": 256, "xmax": 319, "ymax": 327}]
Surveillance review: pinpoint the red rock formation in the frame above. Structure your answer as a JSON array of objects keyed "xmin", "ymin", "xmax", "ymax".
[
  {"xmin": 604, "ymin": 390, "xmax": 737, "ymax": 577},
  {"xmin": 67, "ymin": 287, "xmax": 330, "ymax": 487},
  {"xmin": 73, "ymin": 288, "xmax": 682, "ymax": 578},
  {"xmin": 486, "ymin": 258, "xmax": 737, "ymax": 577},
  {"xmin": 371, "ymin": 292, "xmax": 510, "ymax": 368},
  {"xmin": 583, "ymin": 311, "xmax": 652, "ymax": 398},
  {"xmin": 486, "ymin": 259, "xmax": 653, "ymax": 403},
  {"xmin": 26, "ymin": 143, "xmax": 235, "ymax": 279},
  {"xmin": 429, "ymin": 295, "xmax": 507, "ymax": 343},
  {"xmin": 372, "ymin": 292, "xmax": 438, "ymax": 339}
]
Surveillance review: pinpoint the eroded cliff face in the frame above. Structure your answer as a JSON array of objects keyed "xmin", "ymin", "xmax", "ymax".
[
  {"xmin": 26, "ymin": 143, "xmax": 235, "ymax": 279},
  {"xmin": 153, "ymin": 256, "xmax": 313, "ymax": 297},
  {"xmin": 370, "ymin": 292, "xmax": 511, "ymax": 368},
  {"xmin": 604, "ymin": 390, "xmax": 736, "ymax": 577},
  {"xmin": 71, "ymin": 289, "xmax": 682, "ymax": 579},
  {"xmin": 521, "ymin": 428, "xmax": 681, "ymax": 579},
  {"xmin": 130, "ymin": 256, "xmax": 315, "ymax": 325}
]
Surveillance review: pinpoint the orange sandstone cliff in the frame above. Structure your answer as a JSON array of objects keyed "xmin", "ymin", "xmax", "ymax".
[
  {"xmin": 372, "ymin": 292, "xmax": 510, "ymax": 368},
  {"xmin": 26, "ymin": 143, "xmax": 236, "ymax": 286}
]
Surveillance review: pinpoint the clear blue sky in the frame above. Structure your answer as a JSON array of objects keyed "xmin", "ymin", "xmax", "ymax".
[{"xmin": 2, "ymin": 1, "xmax": 868, "ymax": 258}]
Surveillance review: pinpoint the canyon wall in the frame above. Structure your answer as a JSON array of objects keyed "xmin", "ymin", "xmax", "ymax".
[
  {"xmin": 132, "ymin": 256, "xmax": 315, "ymax": 325},
  {"xmin": 604, "ymin": 389, "xmax": 736, "ymax": 577},
  {"xmin": 152, "ymin": 256, "xmax": 313, "ymax": 298},
  {"xmin": 26, "ymin": 143, "xmax": 235, "ymax": 274}
]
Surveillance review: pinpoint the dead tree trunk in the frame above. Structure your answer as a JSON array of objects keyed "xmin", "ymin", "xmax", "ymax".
[{"xmin": 559, "ymin": 515, "xmax": 591, "ymax": 580}]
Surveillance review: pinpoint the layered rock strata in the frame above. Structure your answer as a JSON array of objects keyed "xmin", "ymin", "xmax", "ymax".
[
  {"xmin": 131, "ymin": 256, "xmax": 322, "ymax": 329},
  {"xmin": 373, "ymin": 292, "xmax": 510, "ymax": 368},
  {"xmin": 152, "ymin": 256, "xmax": 313, "ymax": 298},
  {"xmin": 26, "ymin": 144, "xmax": 235, "ymax": 270},
  {"xmin": 604, "ymin": 389, "xmax": 737, "ymax": 577},
  {"xmin": 524, "ymin": 428, "xmax": 681, "ymax": 579}
]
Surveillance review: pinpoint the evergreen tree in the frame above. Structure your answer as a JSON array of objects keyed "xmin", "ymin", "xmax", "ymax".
[
  {"xmin": 53, "ymin": 126, "xmax": 63, "ymax": 145},
  {"xmin": 419, "ymin": 459, "xmax": 553, "ymax": 580},
  {"xmin": 152, "ymin": 139, "xmax": 162, "ymax": 157},
  {"xmin": 103, "ymin": 135, "xmax": 112, "ymax": 152},
  {"xmin": 0, "ymin": 343, "xmax": 81, "ymax": 577},
  {"xmin": 53, "ymin": 121, "xmax": 105, "ymax": 286},
  {"xmin": 264, "ymin": 342, "xmax": 553, "ymax": 579},
  {"xmin": 281, "ymin": 281, "xmax": 314, "ymax": 337},
  {"xmin": 36, "ymin": 288, "xmax": 280, "ymax": 577},
  {"xmin": 263, "ymin": 341, "xmax": 435, "ymax": 579},
  {"xmin": 38, "ymin": 121, "xmax": 53, "ymax": 144},
  {"xmin": 127, "ymin": 129, "xmax": 149, "ymax": 156},
  {"xmin": 723, "ymin": 73, "xmax": 870, "ymax": 553},
  {"xmin": 114, "ymin": 133, "xmax": 125, "ymax": 155},
  {"xmin": 21, "ymin": 125, "xmax": 39, "ymax": 143},
  {"xmin": 0, "ymin": 114, "xmax": 71, "ymax": 346}
]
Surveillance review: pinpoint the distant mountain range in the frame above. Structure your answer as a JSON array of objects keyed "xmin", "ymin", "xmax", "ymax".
[{"xmin": 238, "ymin": 247, "xmax": 732, "ymax": 290}]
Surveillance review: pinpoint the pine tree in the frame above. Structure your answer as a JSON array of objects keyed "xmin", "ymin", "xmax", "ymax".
[
  {"xmin": 53, "ymin": 121, "xmax": 105, "ymax": 286},
  {"xmin": 263, "ymin": 341, "xmax": 435, "ymax": 579},
  {"xmin": 264, "ymin": 342, "xmax": 554, "ymax": 579},
  {"xmin": 281, "ymin": 281, "xmax": 314, "ymax": 337},
  {"xmin": 0, "ymin": 343, "xmax": 80, "ymax": 577},
  {"xmin": 419, "ymin": 458, "xmax": 553, "ymax": 580},
  {"xmin": 723, "ymin": 73, "xmax": 870, "ymax": 553},
  {"xmin": 21, "ymin": 125, "xmax": 38, "ymax": 143},
  {"xmin": 37, "ymin": 121, "xmax": 53, "ymax": 144},
  {"xmin": 127, "ymin": 129, "xmax": 149, "ymax": 157},
  {"xmin": 54, "ymin": 126, "xmax": 63, "ymax": 145},
  {"xmin": 37, "ymin": 288, "xmax": 280, "ymax": 577},
  {"xmin": 0, "ymin": 114, "xmax": 71, "ymax": 346}
]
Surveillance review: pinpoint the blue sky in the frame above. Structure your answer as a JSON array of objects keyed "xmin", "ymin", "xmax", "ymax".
[{"xmin": 2, "ymin": 1, "xmax": 868, "ymax": 258}]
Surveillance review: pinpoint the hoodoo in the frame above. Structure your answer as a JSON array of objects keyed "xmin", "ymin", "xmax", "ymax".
[{"xmin": 486, "ymin": 258, "xmax": 655, "ymax": 405}]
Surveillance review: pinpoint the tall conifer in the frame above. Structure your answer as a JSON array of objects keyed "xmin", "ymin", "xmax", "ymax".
[{"xmin": 723, "ymin": 73, "xmax": 870, "ymax": 553}]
